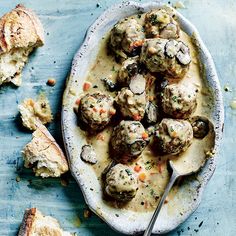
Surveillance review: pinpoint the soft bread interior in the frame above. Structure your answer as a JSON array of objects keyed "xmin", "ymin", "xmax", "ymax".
[
  {"xmin": 22, "ymin": 124, "xmax": 68, "ymax": 178},
  {"xmin": 0, "ymin": 47, "xmax": 32, "ymax": 86},
  {"xmin": 18, "ymin": 96, "xmax": 53, "ymax": 131},
  {"xmin": 0, "ymin": 4, "xmax": 44, "ymax": 86},
  {"xmin": 18, "ymin": 208, "xmax": 73, "ymax": 236},
  {"xmin": 31, "ymin": 209, "xmax": 72, "ymax": 236}
]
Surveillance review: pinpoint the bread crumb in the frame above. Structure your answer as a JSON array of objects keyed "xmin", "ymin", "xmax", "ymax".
[
  {"xmin": 83, "ymin": 209, "xmax": 92, "ymax": 218},
  {"xmin": 22, "ymin": 124, "xmax": 69, "ymax": 178},
  {"xmin": 73, "ymin": 216, "xmax": 81, "ymax": 227},
  {"xmin": 230, "ymin": 100, "xmax": 236, "ymax": 110},
  {"xmin": 60, "ymin": 178, "xmax": 69, "ymax": 187},
  {"xmin": 16, "ymin": 176, "xmax": 21, "ymax": 182},
  {"xmin": 18, "ymin": 94, "xmax": 53, "ymax": 131}
]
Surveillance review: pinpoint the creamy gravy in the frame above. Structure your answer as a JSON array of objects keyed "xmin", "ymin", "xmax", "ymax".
[{"xmin": 79, "ymin": 13, "xmax": 215, "ymax": 212}]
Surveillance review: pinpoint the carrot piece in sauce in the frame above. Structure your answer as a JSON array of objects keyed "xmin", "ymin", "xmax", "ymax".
[
  {"xmin": 75, "ymin": 98, "xmax": 81, "ymax": 105},
  {"xmin": 139, "ymin": 172, "xmax": 146, "ymax": 182},
  {"xmin": 100, "ymin": 108, "xmax": 106, "ymax": 114},
  {"xmin": 142, "ymin": 132, "xmax": 149, "ymax": 140},
  {"xmin": 132, "ymin": 40, "xmax": 144, "ymax": 48},
  {"xmin": 133, "ymin": 114, "xmax": 142, "ymax": 121},
  {"xmin": 157, "ymin": 162, "xmax": 162, "ymax": 174},
  {"xmin": 134, "ymin": 165, "xmax": 142, "ymax": 173},
  {"xmin": 83, "ymin": 82, "xmax": 91, "ymax": 91},
  {"xmin": 148, "ymin": 95, "xmax": 154, "ymax": 101},
  {"xmin": 96, "ymin": 133, "xmax": 105, "ymax": 141}
]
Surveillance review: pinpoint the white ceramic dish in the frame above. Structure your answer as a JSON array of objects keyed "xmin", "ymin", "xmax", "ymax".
[{"xmin": 61, "ymin": 1, "xmax": 224, "ymax": 234}]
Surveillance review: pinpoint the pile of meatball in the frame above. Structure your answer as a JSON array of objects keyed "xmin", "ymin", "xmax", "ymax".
[{"xmin": 75, "ymin": 9, "xmax": 209, "ymax": 202}]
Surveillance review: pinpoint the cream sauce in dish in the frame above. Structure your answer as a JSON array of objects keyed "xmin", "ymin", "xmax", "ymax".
[{"xmin": 76, "ymin": 13, "xmax": 215, "ymax": 212}]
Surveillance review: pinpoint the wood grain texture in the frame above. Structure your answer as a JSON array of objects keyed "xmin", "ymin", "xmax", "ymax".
[{"xmin": 0, "ymin": 0, "xmax": 235, "ymax": 235}]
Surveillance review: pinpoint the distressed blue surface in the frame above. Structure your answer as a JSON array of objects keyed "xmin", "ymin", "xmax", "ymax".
[{"xmin": 0, "ymin": 0, "xmax": 235, "ymax": 235}]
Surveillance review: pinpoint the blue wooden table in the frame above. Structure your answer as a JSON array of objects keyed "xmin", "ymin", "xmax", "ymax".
[{"xmin": 0, "ymin": 1, "xmax": 235, "ymax": 235}]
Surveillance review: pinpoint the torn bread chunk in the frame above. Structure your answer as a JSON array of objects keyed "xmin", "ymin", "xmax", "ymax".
[
  {"xmin": 18, "ymin": 208, "xmax": 74, "ymax": 236},
  {"xmin": 0, "ymin": 4, "xmax": 44, "ymax": 86},
  {"xmin": 19, "ymin": 95, "xmax": 53, "ymax": 131},
  {"xmin": 22, "ymin": 124, "xmax": 69, "ymax": 178}
]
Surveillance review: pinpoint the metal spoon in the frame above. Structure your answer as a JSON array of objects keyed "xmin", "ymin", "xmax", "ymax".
[
  {"xmin": 144, "ymin": 119, "xmax": 215, "ymax": 236},
  {"xmin": 143, "ymin": 160, "xmax": 195, "ymax": 236}
]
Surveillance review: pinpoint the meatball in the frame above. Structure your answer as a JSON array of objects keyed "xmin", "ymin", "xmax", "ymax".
[
  {"xmin": 109, "ymin": 18, "xmax": 145, "ymax": 58},
  {"xmin": 140, "ymin": 38, "xmax": 191, "ymax": 79},
  {"xmin": 105, "ymin": 164, "xmax": 139, "ymax": 201},
  {"xmin": 155, "ymin": 118, "xmax": 193, "ymax": 155},
  {"xmin": 77, "ymin": 92, "xmax": 116, "ymax": 131},
  {"xmin": 145, "ymin": 9, "xmax": 180, "ymax": 39},
  {"xmin": 161, "ymin": 83, "xmax": 197, "ymax": 118},
  {"xmin": 110, "ymin": 120, "xmax": 148, "ymax": 162},
  {"xmin": 115, "ymin": 88, "xmax": 147, "ymax": 120},
  {"xmin": 118, "ymin": 56, "xmax": 139, "ymax": 86}
]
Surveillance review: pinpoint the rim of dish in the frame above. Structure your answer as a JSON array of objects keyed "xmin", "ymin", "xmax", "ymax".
[{"xmin": 61, "ymin": 1, "xmax": 224, "ymax": 234}]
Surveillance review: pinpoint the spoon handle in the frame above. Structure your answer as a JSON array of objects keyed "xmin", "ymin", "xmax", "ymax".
[{"xmin": 143, "ymin": 171, "xmax": 179, "ymax": 236}]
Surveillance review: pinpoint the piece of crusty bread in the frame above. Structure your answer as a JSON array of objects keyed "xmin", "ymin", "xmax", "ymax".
[
  {"xmin": 0, "ymin": 4, "xmax": 44, "ymax": 86},
  {"xmin": 18, "ymin": 95, "xmax": 53, "ymax": 131},
  {"xmin": 18, "ymin": 208, "xmax": 74, "ymax": 236},
  {"xmin": 22, "ymin": 124, "xmax": 69, "ymax": 178}
]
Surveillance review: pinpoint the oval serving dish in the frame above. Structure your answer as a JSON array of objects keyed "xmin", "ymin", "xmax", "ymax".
[{"xmin": 62, "ymin": 1, "xmax": 224, "ymax": 235}]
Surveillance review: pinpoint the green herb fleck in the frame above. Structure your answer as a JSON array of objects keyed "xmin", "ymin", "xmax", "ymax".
[
  {"xmin": 172, "ymin": 96, "xmax": 177, "ymax": 102},
  {"xmin": 125, "ymin": 169, "xmax": 132, "ymax": 176},
  {"xmin": 145, "ymin": 165, "xmax": 152, "ymax": 170},
  {"xmin": 150, "ymin": 189, "xmax": 155, "ymax": 196},
  {"xmin": 111, "ymin": 65, "xmax": 116, "ymax": 72}
]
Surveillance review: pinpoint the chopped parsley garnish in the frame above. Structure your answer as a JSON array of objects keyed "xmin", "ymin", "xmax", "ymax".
[
  {"xmin": 172, "ymin": 96, "xmax": 178, "ymax": 102},
  {"xmin": 144, "ymin": 161, "xmax": 153, "ymax": 170},
  {"xmin": 145, "ymin": 165, "xmax": 152, "ymax": 170},
  {"xmin": 111, "ymin": 65, "xmax": 116, "ymax": 72},
  {"xmin": 150, "ymin": 189, "xmax": 155, "ymax": 196},
  {"xmin": 125, "ymin": 169, "xmax": 132, "ymax": 176}
]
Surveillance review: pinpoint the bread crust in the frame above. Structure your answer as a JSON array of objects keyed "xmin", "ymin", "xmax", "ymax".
[
  {"xmin": 22, "ymin": 123, "xmax": 69, "ymax": 177},
  {"xmin": 18, "ymin": 208, "xmax": 73, "ymax": 236},
  {"xmin": 35, "ymin": 123, "xmax": 69, "ymax": 170},
  {"xmin": 18, "ymin": 208, "xmax": 36, "ymax": 236},
  {"xmin": 0, "ymin": 4, "xmax": 44, "ymax": 53}
]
